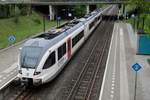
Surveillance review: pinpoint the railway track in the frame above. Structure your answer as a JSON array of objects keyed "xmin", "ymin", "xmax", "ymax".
[
  {"xmin": 13, "ymin": 85, "xmax": 34, "ymax": 100},
  {"xmin": 61, "ymin": 6, "xmax": 117, "ymax": 100},
  {"xmin": 87, "ymin": 20, "xmax": 114, "ymax": 100},
  {"xmin": 60, "ymin": 18, "xmax": 114, "ymax": 100}
]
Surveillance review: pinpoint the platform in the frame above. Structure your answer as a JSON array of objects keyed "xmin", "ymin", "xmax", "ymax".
[
  {"xmin": 0, "ymin": 44, "xmax": 21, "ymax": 89},
  {"xmin": 99, "ymin": 22, "xmax": 150, "ymax": 100}
]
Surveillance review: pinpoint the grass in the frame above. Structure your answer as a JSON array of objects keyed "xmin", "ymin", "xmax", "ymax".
[
  {"xmin": 127, "ymin": 15, "xmax": 150, "ymax": 35},
  {"xmin": 0, "ymin": 12, "xmax": 66, "ymax": 49}
]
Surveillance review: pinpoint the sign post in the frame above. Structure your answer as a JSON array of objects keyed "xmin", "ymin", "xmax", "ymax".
[
  {"xmin": 57, "ymin": 17, "xmax": 61, "ymax": 27},
  {"xmin": 132, "ymin": 63, "xmax": 142, "ymax": 100},
  {"xmin": 9, "ymin": 35, "xmax": 15, "ymax": 63},
  {"xmin": 9, "ymin": 35, "xmax": 15, "ymax": 45},
  {"xmin": 43, "ymin": 15, "xmax": 46, "ymax": 32},
  {"xmin": 131, "ymin": 14, "xmax": 135, "ymax": 32}
]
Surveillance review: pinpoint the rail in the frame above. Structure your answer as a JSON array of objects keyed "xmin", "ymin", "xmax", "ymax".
[{"xmin": 65, "ymin": 18, "xmax": 114, "ymax": 100}]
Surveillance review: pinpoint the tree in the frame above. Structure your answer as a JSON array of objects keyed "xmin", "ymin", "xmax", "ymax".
[
  {"xmin": 74, "ymin": 5, "xmax": 86, "ymax": 18},
  {"xmin": 128, "ymin": 0, "xmax": 150, "ymax": 30},
  {"xmin": 17, "ymin": 4, "xmax": 32, "ymax": 16}
]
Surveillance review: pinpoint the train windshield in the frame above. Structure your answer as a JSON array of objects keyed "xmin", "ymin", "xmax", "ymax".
[{"xmin": 20, "ymin": 46, "xmax": 42, "ymax": 69}]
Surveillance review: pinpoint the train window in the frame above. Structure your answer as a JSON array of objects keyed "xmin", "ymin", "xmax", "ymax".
[
  {"xmin": 72, "ymin": 30, "xmax": 84, "ymax": 47},
  {"xmin": 89, "ymin": 21, "xmax": 95, "ymax": 30},
  {"xmin": 58, "ymin": 43, "xmax": 66, "ymax": 60},
  {"xmin": 43, "ymin": 51, "xmax": 56, "ymax": 69}
]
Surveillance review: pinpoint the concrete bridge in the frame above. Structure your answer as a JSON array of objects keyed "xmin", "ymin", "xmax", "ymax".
[
  {"xmin": 0, "ymin": 0, "xmax": 127, "ymax": 5},
  {"xmin": 0, "ymin": 0, "xmax": 124, "ymax": 21}
]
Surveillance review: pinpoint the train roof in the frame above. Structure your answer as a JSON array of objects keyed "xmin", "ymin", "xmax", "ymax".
[{"xmin": 23, "ymin": 21, "xmax": 83, "ymax": 49}]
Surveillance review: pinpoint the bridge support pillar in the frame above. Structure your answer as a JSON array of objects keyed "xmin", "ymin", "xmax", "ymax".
[
  {"xmin": 86, "ymin": 5, "xmax": 90, "ymax": 14},
  {"xmin": 49, "ymin": 5, "xmax": 55, "ymax": 20}
]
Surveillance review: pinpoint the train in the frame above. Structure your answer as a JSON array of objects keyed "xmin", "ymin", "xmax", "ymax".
[{"xmin": 17, "ymin": 6, "xmax": 111, "ymax": 85}]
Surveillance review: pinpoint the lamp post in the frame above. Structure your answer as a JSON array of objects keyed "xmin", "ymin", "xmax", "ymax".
[
  {"xmin": 142, "ymin": 17, "xmax": 145, "ymax": 30},
  {"xmin": 43, "ymin": 15, "xmax": 46, "ymax": 32},
  {"xmin": 9, "ymin": 35, "xmax": 15, "ymax": 63},
  {"xmin": 132, "ymin": 14, "xmax": 135, "ymax": 32}
]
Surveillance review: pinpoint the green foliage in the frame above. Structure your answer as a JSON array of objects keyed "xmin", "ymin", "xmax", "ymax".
[
  {"xmin": 97, "ymin": 4, "xmax": 103, "ymax": 8},
  {"xmin": 97, "ymin": 4, "xmax": 109, "ymax": 9},
  {"xmin": 128, "ymin": 0, "xmax": 150, "ymax": 34},
  {"xmin": 128, "ymin": 0, "xmax": 150, "ymax": 15},
  {"xmin": 73, "ymin": 5, "xmax": 86, "ymax": 18},
  {"xmin": 0, "ymin": 12, "xmax": 66, "ymax": 49},
  {"xmin": 126, "ymin": 4, "xmax": 135, "ymax": 12},
  {"xmin": 128, "ymin": 14, "xmax": 150, "ymax": 35},
  {"xmin": 0, "ymin": 5, "xmax": 11, "ymax": 18},
  {"xmin": 144, "ymin": 15, "xmax": 150, "ymax": 34},
  {"xmin": 0, "ymin": 4, "xmax": 31, "ymax": 18},
  {"xmin": 17, "ymin": 4, "xmax": 31, "ymax": 16},
  {"xmin": 13, "ymin": 6, "xmax": 20, "ymax": 23}
]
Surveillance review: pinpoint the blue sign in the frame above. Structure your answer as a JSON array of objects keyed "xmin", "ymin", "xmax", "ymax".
[
  {"xmin": 9, "ymin": 35, "xmax": 15, "ymax": 44},
  {"xmin": 132, "ymin": 63, "xmax": 142, "ymax": 72}
]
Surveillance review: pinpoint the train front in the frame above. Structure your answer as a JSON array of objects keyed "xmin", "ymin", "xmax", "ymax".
[{"xmin": 18, "ymin": 45, "xmax": 43, "ymax": 85}]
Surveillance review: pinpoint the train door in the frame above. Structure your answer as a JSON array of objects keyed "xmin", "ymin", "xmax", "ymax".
[
  {"xmin": 84, "ymin": 24, "xmax": 89, "ymax": 39},
  {"xmin": 67, "ymin": 38, "xmax": 71, "ymax": 59}
]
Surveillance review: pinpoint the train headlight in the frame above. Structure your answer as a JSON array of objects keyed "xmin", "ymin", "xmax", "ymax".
[
  {"xmin": 34, "ymin": 72, "xmax": 41, "ymax": 75},
  {"xmin": 18, "ymin": 70, "xmax": 22, "ymax": 74}
]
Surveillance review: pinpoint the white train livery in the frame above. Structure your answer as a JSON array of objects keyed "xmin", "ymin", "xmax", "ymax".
[{"xmin": 18, "ymin": 7, "xmax": 110, "ymax": 85}]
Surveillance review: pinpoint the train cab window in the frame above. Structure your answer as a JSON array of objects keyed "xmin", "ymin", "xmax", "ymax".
[
  {"xmin": 21, "ymin": 47, "xmax": 42, "ymax": 69},
  {"xmin": 72, "ymin": 30, "xmax": 84, "ymax": 47},
  {"xmin": 43, "ymin": 51, "xmax": 56, "ymax": 69},
  {"xmin": 58, "ymin": 43, "xmax": 66, "ymax": 60}
]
